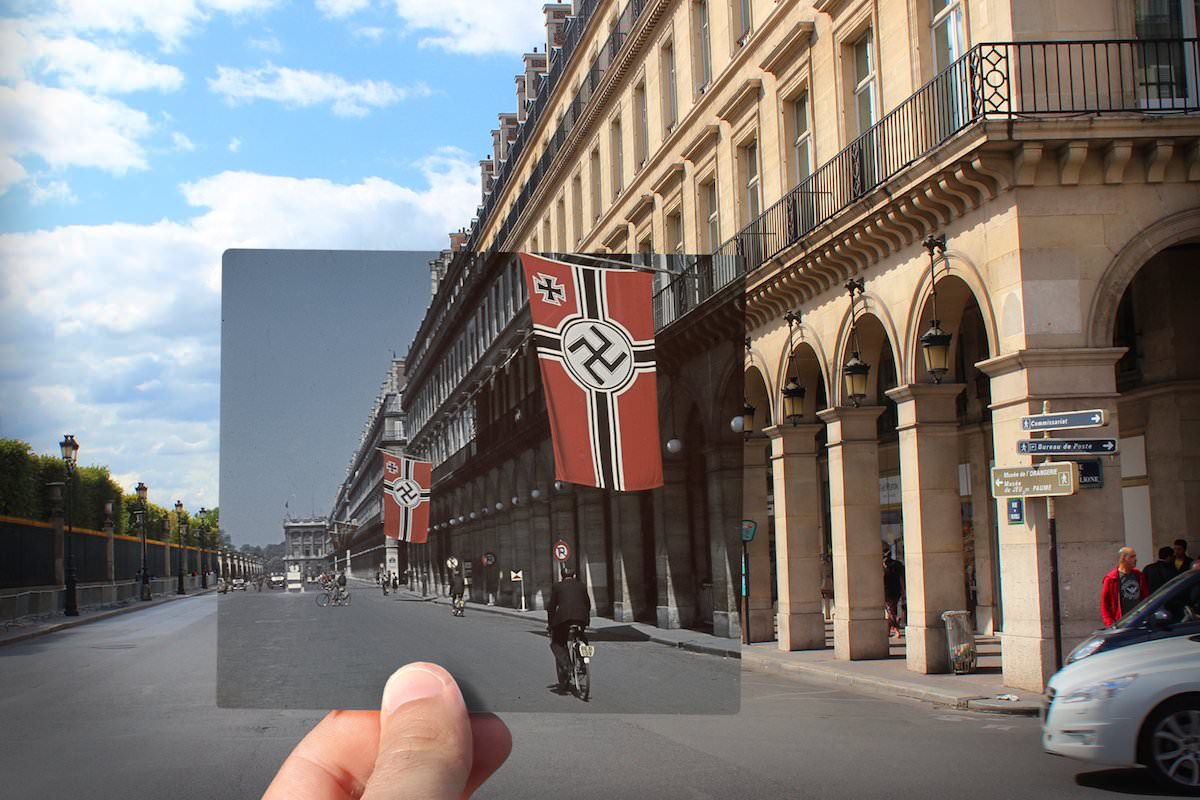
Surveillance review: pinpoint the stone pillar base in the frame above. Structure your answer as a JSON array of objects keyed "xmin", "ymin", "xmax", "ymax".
[
  {"xmin": 905, "ymin": 623, "xmax": 950, "ymax": 674},
  {"xmin": 713, "ymin": 610, "xmax": 741, "ymax": 640},
  {"xmin": 611, "ymin": 601, "xmax": 636, "ymax": 623},
  {"xmin": 778, "ymin": 611, "xmax": 827, "ymax": 651},
  {"xmin": 747, "ymin": 609, "xmax": 775, "ymax": 643},
  {"xmin": 834, "ymin": 616, "xmax": 890, "ymax": 660},
  {"xmin": 657, "ymin": 605, "xmax": 687, "ymax": 629},
  {"xmin": 1001, "ymin": 632, "xmax": 1054, "ymax": 692}
]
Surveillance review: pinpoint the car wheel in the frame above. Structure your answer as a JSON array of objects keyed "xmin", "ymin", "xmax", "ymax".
[{"xmin": 1140, "ymin": 695, "xmax": 1200, "ymax": 795}]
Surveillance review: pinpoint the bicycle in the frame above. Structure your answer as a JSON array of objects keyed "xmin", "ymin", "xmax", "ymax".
[
  {"xmin": 567, "ymin": 624, "xmax": 594, "ymax": 701},
  {"xmin": 315, "ymin": 584, "xmax": 351, "ymax": 607},
  {"xmin": 451, "ymin": 595, "xmax": 465, "ymax": 617}
]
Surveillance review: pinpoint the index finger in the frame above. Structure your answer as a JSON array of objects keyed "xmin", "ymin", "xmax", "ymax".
[{"xmin": 263, "ymin": 710, "xmax": 380, "ymax": 800}]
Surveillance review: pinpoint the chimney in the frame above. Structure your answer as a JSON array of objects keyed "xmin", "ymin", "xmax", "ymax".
[
  {"xmin": 543, "ymin": 3, "xmax": 572, "ymax": 52},
  {"xmin": 498, "ymin": 113, "xmax": 519, "ymax": 159},
  {"xmin": 515, "ymin": 74, "xmax": 528, "ymax": 122},
  {"xmin": 449, "ymin": 231, "xmax": 467, "ymax": 252},
  {"xmin": 523, "ymin": 50, "xmax": 548, "ymax": 106},
  {"xmin": 491, "ymin": 129, "xmax": 503, "ymax": 166},
  {"xmin": 479, "ymin": 158, "xmax": 495, "ymax": 199}
]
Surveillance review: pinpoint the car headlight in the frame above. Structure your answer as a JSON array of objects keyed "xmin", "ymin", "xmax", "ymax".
[
  {"xmin": 1066, "ymin": 638, "xmax": 1105, "ymax": 664},
  {"xmin": 1060, "ymin": 674, "xmax": 1137, "ymax": 704}
]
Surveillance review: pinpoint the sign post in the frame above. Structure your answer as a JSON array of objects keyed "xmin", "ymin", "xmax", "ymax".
[
  {"xmin": 740, "ymin": 521, "xmax": 757, "ymax": 646},
  {"xmin": 510, "ymin": 569, "xmax": 525, "ymax": 611}
]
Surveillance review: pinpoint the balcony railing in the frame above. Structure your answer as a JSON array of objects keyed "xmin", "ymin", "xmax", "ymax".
[{"xmin": 654, "ymin": 38, "xmax": 1199, "ymax": 328}]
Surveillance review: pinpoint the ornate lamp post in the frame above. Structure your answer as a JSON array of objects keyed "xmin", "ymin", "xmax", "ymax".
[
  {"xmin": 843, "ymin": 279, "xmax": 870, "ymax": 407},
  {"xmin": 135, "ymin": 481, "xmax": 151, "ymax": 601},
  {"xmin": 197, "ymin": 506, "xmax": 209, "ymax": 589},
  {"xmin": 919, "ymin": 234, "xmax": 952, "ymax": 383},
  {"xmin": 59, "ymin": 435, "xmax": 80, "ymax": 617},
  {"xmin": 175, "ymin": 500, "xmax": 187, "ymax": 595}
]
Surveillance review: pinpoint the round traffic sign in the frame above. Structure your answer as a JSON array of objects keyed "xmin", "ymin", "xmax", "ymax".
[
  {"xmin": 482, "ymin": 551, "xmax": 496, "ymax": 567},
  {"xmin": 445, "ymin": 556, "xmax": 459, "ymax": 570},
  {"xmin": 553, "ymin": 539, "xmax": 571, "ymax": 562}
]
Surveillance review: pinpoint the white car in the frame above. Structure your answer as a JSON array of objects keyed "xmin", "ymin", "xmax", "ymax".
[{"xmin": 1043, "ymin": 633, "xmax": 1200, "ymax": 793}]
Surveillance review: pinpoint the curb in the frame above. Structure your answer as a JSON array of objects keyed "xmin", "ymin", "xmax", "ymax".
[
  {"xmin": 740, "ymin": 651, "xmax": 1040, "ymax": 716},
  {"xmin": 0, "ymin": 588, "xmax": 218, "ymax": 648}
]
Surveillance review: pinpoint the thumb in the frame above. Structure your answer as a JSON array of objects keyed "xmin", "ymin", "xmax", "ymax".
[{"xmin": 362, "ymin": 663, "xmax": 473, "ymax": 800}]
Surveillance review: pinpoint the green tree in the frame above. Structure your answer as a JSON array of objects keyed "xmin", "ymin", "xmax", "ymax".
[{"xmin": 0, "ymin": 438, "xmax": 39, "ymax": 517}]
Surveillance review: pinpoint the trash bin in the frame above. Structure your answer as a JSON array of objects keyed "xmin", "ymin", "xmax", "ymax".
[{"xmin": 941, "ymin": 610, "xmax": 977, "ymax": 674}]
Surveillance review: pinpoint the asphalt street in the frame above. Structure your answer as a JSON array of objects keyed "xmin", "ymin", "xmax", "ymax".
[
  {"xmin": 218, "ymin": 584, "xmax": 739, "ymax": 713},
  {"xmin": 0, "ymin": 593, "xmax": 1181, "ymax": 799}
]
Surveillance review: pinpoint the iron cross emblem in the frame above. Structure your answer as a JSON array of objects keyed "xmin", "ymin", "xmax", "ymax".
[{"xmin": 533, "ymin": 273, "xmax": 566, "ymax": 306}]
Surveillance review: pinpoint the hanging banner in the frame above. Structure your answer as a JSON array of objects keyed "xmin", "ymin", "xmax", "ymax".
[
  {"xmin": 520, "ymin": 252, "xmax": 663, "ymax": 491},
  {"xmin": 382, "ymin": 453, "xmax": 432, "ymax": 544}
]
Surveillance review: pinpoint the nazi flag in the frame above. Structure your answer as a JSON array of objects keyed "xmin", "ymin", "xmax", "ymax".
[{"xmin": 383, "ymin": 453, "xmax": 432, "ymax": 543}]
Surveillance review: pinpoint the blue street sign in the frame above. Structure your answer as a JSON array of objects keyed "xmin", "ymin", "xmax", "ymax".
[
  {"xmin": 1017, "ymin": 439, "xmax": 1118, "ymax": 456},
  {"xmin": 1007, "ymin": 498, "xmax": 1024, "ymax": 525},
  {"xmin": 1078, "ymin": 459, "xmax": 1103, "ymax": 489},
  {"xmin": 1021, "ymin": 409, "xmax": 1106, "ymax": 432}
]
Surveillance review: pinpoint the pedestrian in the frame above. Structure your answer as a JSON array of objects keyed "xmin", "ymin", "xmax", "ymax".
[
  {"xmin": 1172, "ymin": 539, "xmax": 1193, "ymax": 575},
  {"xmin": 449, "ymin": 565, "xmax": 466, "ymax": 616},
  {"xmin": 883, "ymin": 545, "xmax": 905, "ymax": 636},
  {"xmin": 819, "ymin": 553, "xmax": 834, "ymax": 622},
  {"xmin": 392, "ymin": 571, "xmax": 400, "ymax": 591},
  {"xmin": 1144, "ymin": 546, "xmax": 1176, "ymax": 595},
  {"xmin": 1100, "ymin": 546, "xmax": 1148, "ymax": 627}
]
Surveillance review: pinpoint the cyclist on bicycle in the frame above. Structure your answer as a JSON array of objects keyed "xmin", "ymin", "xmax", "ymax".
[
  {"xmin": 334, "ymin": 569, "xmax": 347, "ymax": 602},
  {"xmin": 547, "ymin": 566, "xmax": 590, "ymax": 692},
  {"xmin": 449, "ymin": 565, "xmax": 465, "ymax": 616}
]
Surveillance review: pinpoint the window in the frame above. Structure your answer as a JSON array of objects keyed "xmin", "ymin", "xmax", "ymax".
[
  {"xmin": 693, "ymin": 0, "xmax": 712, "ymax": 92},
  {"xmin": 700, "ymin": 179, "xmax": 719, "ymax": 251},
  {"xmin": 742, "ymin": 140, "xmax": 760, "ymax": 223},
  {"xmin": 853, "ymin": 33, "xmax": 877, "ymax": 135},
  {"xmin": 736, "ymin": 0, "xmax": 752, "ymax": 45},
  {"xmin": 590, "ymin": 147, "xmax": 602, "ymax": 220},
  {"xmin": 662, "ymin": 40, "xmax": 678, "ymax": 131},
  {"xmin": 1135, "ymin": 0, "xmax": 1200, "ymax": 106},
  {"xmin": 542, "ymin": 216, "xmax": 552, "ymax": 253},
  {"xmin": 610, "ymin": 117, "xmax": 624, "ymax": 198},
  {"xmin": 555, "ymin": 197, "xmax": 566, "ymax": 250},
  {"xmin": 792, "ymin": 92, "xmax": 812, "ymax": 184},
  {"xmin": 931, "ymin": 0, "xmax": 965, "ymax": 72},
  {"xmin": 571, "ymin": 173, "xmax": 583, "ymax": 244},
  {"xmin": 634, "ymin": 81, "xmax": 649, "ymax": 167}
]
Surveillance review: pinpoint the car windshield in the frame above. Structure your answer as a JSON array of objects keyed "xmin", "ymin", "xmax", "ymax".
[{"xmin": 1113, "ymin": 570, "xmax": 1200, "ymax": 629}]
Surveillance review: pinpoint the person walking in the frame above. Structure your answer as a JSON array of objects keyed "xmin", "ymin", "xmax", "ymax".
[
  {"xmin": 883, "ymin": 546, "xmax": 905, "ymax": 637},
  {"xmin": 819, "ymin": 554, "xmax": 834, "ymax": 622},
  {"xmin": 1100, "ymin": 547, "xmax": 1148, "ymax": 627},
  {"xmin": 1144, "ymin": 546, "xmax": 1176, "ymax": 595},
  {"xmin": 1172, "ymin": 539, "xmax": 1193, "ymax": 575},
  {"xmin": 449, "ymin": 566, "xmax": 466, "ymax": 617}
]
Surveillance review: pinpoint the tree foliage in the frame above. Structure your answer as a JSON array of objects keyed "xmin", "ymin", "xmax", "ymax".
[{"xmin": 0, "ymin": 438, "xmax": 127, "ymax": 531}]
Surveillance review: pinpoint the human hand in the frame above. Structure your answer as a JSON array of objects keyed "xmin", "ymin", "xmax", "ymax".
[{"xmin": 264, "ymin": 662, "xmax": 512, "ymax": 800}]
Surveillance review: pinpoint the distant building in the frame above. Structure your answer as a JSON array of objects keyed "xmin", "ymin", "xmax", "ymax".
[
  {"xmin": 282, "ymin": 516, "xmax": 330, "ymax": 578},
  {"xmin": 328, "ymin": 358, "xmax": 408, "ymax": 578}
]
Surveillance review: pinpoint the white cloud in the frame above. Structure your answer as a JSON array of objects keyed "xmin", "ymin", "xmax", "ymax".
[
  {"xmin": 390, "ymin": 0, "xmax": 546, "ymax": 55},
  {"xmin": 172, "ymin": 131, "xmax": 196, "ymax": 151},
  {"xmin": 0, "ymin": 152, "xmax": 479, "ymax": 509},
  {"xmin": 228, "ymin": 136, "xmax": 242, "ymax": 152},
  {"xmin": 317, "ymin": 0, "xmax": 372, "ymax": 19},
  {"xmin": 29, "ymin": 178, "xmax": 77, "ymax": 205},
  {"xmin": 24, "ymin": 34, "xmax": 185, "ymax": 93},
  {"xmin": 38, "ymin": 0, "xmax": 282, "ymax": 52},
  {"xmin": 0, "ymin": 81, "xmax": 153, "ymax": 173},
  {"xmin": 209, "ymin": 63, "xmax": 430, "ymax": 117},
  {"xmin": 352, "ymin": 26, "xmax": 386, "ymax": 43},
  {"xmin": 0, "ymin": 156, "xmax": 28, "ymax": 196},
  {"xmin": 247, "ymin": 32, "xmax": 283, "ymax": 53}
]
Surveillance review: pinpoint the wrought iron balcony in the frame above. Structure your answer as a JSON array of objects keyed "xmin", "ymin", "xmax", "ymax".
[{"xmin": 653, "ymin": 38, "xmax": 1199, "ymax": 329}]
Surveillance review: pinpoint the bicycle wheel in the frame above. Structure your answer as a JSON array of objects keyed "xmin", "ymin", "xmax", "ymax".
[
  {"xmin": 572, "ymin": 643, "xmax": 590, "ymax": 701},
  {"xmin": 341, "ymin": 591, "xmax": 351, "ymax": 607},
  {"xmin": 315, "ymin": 592, "xmax": 330, "ymax": 608}
]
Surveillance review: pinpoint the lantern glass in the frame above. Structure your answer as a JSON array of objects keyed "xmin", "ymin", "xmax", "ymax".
[
  {"xmin": 782, "ymin": 378, "xmax": 806, "ymax": 422},
  {"xmin": 742, "ymin": 403, "xmax": 756, "ymax": 435},
  {"xmin": 666, "ymin": 437, "xmax": 683, "ymax": 454},
  {"xmin": 136, "ymin": 481, "xmax": 148, "ymax": 503},
  {"xmin": 920, "ymin": 322, "xmax": 952, "ymax": 383},
  {"xmin": 843, "ymin": 354, "xmax": 870, "ymax": 406},
  {"xmin": 59, "ymin": 434, "xmax": 79, "ymax": 464}
]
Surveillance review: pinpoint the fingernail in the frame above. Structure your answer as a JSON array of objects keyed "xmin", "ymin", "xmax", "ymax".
[{"xmin": 381, "ymin": 664, "xmax": 448, "ymax": 716}]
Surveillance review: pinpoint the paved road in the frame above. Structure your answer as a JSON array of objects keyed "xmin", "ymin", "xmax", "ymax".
[
  {"xmin": 219, "ymin": 585, "xmax": 739, "ymax": 713},
  {"xmin": 0, "ymin": 594, "xmax": 1178, "ymax": 799}
]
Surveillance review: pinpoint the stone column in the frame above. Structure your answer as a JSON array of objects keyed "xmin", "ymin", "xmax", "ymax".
[
  {"xmin": 609, "ymin": 492, "xmax": 643, "ymax": 623},
  {"xmin": 965, "ymin": 422, "xmax": 998, "ymax": 634},
  {"xmin": 528, "ymin": 493, "xmax": 552, "ymax": 609},
  {"xmin": 550, "ymin": 489, "xmax": 576, "ymax": 597},
  {"xmin": 765, "ymin": 423, "xmax": 826, "ymax": 650},
  {"xmin": 575, "ymin": 487, "xmax": 608, "ymax": 614},
  {"xmin": 103, "ymin": 510, "xmax": 115, "ymax": 583},
  {"xmin": 510, "ymin": 499, "xmax": 532, "ymax": 610},
  {"xmin": 48, "ymin": 482, "xmax": 65, "ymax": 586},
  {"xmin": 887, "ymin": 383, "xmax": 967, "ymax": 674},
  {"xmin": 706, "ymin": 443, "xmax": 742, "ymax": 640},
  {"xmin": 654, "ymin": 458, "xmax": 694, "ymax": 628},
  {"xmin": 742, "ymin": 438, "xmax": 774, "ymax": 642},
  {"xmin": 493, "ymin": 508, "xmax": 511, "ymax": 606},
  {"xmin": 818, "ymin": 406, "xmax": 889, "ymax": 660},
  {"xmin": 978, "ymin": 348, "xmax": 1127, "ymax": 691}
]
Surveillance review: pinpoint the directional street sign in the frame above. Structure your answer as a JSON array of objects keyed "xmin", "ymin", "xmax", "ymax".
[
  {"xmin": 991, "ymin": 462, "xmax": 1079, "ymax": 498},
  {"xmin": 1017, "ymin": 438, "xmax": 1118, "ymax": 456},
  {"xmin": 510, "ymin": 569, "xmax": 523, "ymax": 582},
  {"xmin": 1021, "ymin": 409, "xmax": 1106, "ymax": 432}
]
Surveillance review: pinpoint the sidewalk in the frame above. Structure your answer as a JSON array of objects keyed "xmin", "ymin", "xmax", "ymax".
[
  {"xmin": 382, "ymin": 583, "xmax": 1040, "ymax": 716},
  {"xmin": 0, "ymin": 587, "xmax": 218, "ymax": 648}
]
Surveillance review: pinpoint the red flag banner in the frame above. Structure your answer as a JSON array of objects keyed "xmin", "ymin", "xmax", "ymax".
[
  {"xmin": 520, "ymin": 253, "xmax": 663, "ymax": 491},
  {"xmin": 382, "ymin": 453, "xmax": 432, "ymax": 543}
]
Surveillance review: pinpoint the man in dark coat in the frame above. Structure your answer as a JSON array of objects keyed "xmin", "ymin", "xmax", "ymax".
[
  {"xmin": 546, "ymin": 567, "xmax": 591, "ymax": 690},
  {"xmin": 449, "ymin": 567, "xmax": 466, "ymax": 616},
  {"xmin": 1173, "ymin": 539, "xmax": 1194, "ymax": 575},
  {"xmin": 1145, "ymin": 546, "xmax": 1177, "ymax": 595}
]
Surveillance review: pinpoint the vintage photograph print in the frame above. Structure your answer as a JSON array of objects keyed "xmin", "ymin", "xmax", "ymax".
[{"xmin": 219, "ymin": 249, "xmax": 744, "ymax": 713}]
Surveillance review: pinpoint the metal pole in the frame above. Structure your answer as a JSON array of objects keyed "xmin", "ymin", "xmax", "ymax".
[
  {"xmin": 176, "ymin": 522, "xmax": 186, "ymax": 595},
  {"xmin": 64, "ymin": 471, "xmax": 79, "ymax": 616},
  {"xmin": 1041, "ymin": 400, "xmax": 1063, "ymax": 672},
  {"xmin": 741, "ymin": 540, "xmax": 750, "ymax": 645}
]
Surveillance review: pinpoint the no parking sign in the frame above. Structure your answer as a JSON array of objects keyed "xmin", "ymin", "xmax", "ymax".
[{"xmin": 553, "ymin": 539, "xmax": 571, "ymax": 562}]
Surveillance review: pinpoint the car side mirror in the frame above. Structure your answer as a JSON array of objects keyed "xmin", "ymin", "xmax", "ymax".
[{"xmin": 1151, "ymin": 608, "xmax": 1172, "ymax": 628}]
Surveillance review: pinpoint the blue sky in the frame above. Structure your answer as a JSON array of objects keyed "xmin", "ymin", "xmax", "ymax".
[{"xmin": 0, "ymin": 0, "xmax": 549, "ymax": 536}]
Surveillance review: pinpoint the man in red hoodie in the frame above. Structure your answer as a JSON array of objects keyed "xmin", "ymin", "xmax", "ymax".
[{"xmin": 1100, "ymin": 547, "xmax": 1148, "ymax": 627}]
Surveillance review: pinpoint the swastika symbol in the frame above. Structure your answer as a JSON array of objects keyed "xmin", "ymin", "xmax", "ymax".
[
  {"xmin": 391, "ymin": 478, "xmax": 423, "ymax": 508},
  {"xmin": 533, "ymin": 273, "xmax": 566, "ymax": 306},
  {"xmin": 565, "ymin": 322, "xmax": 632, "ymax": 390}
]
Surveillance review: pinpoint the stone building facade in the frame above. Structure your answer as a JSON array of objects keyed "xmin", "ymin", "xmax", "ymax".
[
  {"xmin": 401, "ymin": 0, "xmax": 1199, "ymax": 690},
  {"xmin": 282, "ymin": 516, "xmax": 331, "ymax": 578}
]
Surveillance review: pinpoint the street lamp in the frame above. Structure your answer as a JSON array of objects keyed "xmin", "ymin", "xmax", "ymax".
[
  {"xmin": 197, "ymin": 506, "xmax": 209, "ymax": 589},
  {"xmin": 843, "ymin": 279, "xmax": 870, "ymax": 407},
  {"xmin": 782, "ymin": 377, "xmax": 807, "ymax": 424},
  {"xmin": 175, "ymin": 500, "xmax": 187, "ymax": 596},
  {"xmin": 136, "ymin": 481, "xmax": 150, "ymax": 601},
  {"xmin": 59, "ymin": 435, "xmax": 80, "ymax": 617},
  {"xmin": 920, "ymin": 234, "xmax": 952, "ymax": 383}
]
